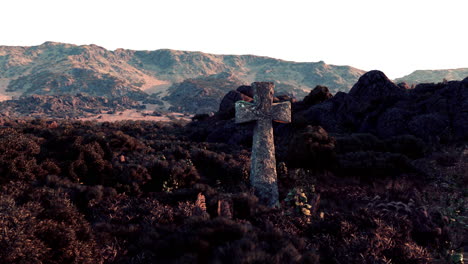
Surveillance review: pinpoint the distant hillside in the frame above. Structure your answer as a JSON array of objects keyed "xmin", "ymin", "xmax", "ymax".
[
  {"xmin": 0, "ymin": 42, "xmax": 365, "ymax": 113},
  {"xmin": 163, "ymin": 72, "xmax": 245, "ymax": 114},
  {"xmin": 395, "ymin": 68, "xmax": 468, "ymax": 84},
  {"xmin": 0, "ymin": 94, "xmax": 143, "ymax": 119}
]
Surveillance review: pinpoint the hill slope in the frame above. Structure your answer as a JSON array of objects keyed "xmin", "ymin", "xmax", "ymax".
[
  {"xmin": 0, "ymin": 42, "xmax": 365, "ymax": 112},
  {"xmin": 395, "ymin": 68, "xmax": 468, "ymax": 84}
]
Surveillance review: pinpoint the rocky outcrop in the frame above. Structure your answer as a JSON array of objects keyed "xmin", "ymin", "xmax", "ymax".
[
  {"xmin": 298, "ymin": 71, "xmax": 407, "ymax": 133},
  {"xmin": 348, "ymin": 70, "xmax": 406, "ymax": 102},
  {"xmin": 302, "ymin": 91, "xmax": 366, "ymax": 133},
  {"xmin": 184, "ymin": 70, "xmax": 467, "ymax": 181},
  {"xmin": 297, "ymin": 71, "xmax": 468, "ymax": 141},
  {"xmin": 192, "ymin": 71, "xmax": 468, "ymax": 153}
]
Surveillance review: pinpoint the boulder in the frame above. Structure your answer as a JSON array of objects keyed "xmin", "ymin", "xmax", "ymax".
[
  {"xmin": 302, "ymin": 85, "xmax": 333, "ymax": 106},
  {"xmin": 274, "ymin": 94, "xmax": 296, "ymax": 103},
  {"xmin": 236, "ymin": 85, "xmax": 254, "ymax": 98},
  {"xmin": 462, "ymin": 76, "xmax": 468, "ymax": 84},
  {"xmin": 301, "ymin": 99, "xmax": 337, "ymax": 131},
  {"xmin": 397, "ymin": 82, "xmax": 411, "ymax": 89},
  {"xmin": 376, "ymin": 108, "xmax": 413, "ymax": 138},
  {"xmin": 408, "ymin": 113, "xmax": 450, "ymax": 142},
  {"xmin": 217, "ymin": 90, "xmax": 253, "ymax": 119},
  {"xmin": 349, "ymin": 70, "xmax": 406, "ymax": 102},
  {"xmin": 302, "ymin": 92, "xmax": 366, "ymax": 133}
]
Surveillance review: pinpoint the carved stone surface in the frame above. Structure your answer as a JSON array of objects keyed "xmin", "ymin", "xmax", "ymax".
[{"xmin": 235, "ymin": 82, "xmax": 291, "ymax": 207}]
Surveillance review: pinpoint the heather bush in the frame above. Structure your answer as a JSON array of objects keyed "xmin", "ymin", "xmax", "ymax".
[
  {"xmin": 0, "ymin": 182, "xmax": 101, "ymax": 264},
  {"xmin": 335, "ymin": 133, "xmax": 385, "ymax": 153},
  {"xmin": 0, "ymin": 129, "xmax": 43, "ymax": 183},
  {"xmin": 384, "ymin": 135, "xmax": 427, "ymax": 159},
  {"xmin": 286, "ymin": 126, "xmax": 336, "ymax": 170},
  {"xmin": 337, "ymin": 151, "xmax": 413, "ymax": 178},
  {"xmin": 135, "ymin": 217, "xmax": 317, "ymax": 264},
  {"xmin": 147, "ymin": 158, "xmax": 200, "ymax": 191},
  {"xmin": 109, "ymin": 130, "xmax": 146, "ymax": 152},
  {"xmin": 307, "ymin": 209, "xmax": 433, "ymax": 264},
  {"xmin": 191, "ymin": 148, "xmax": 250, "ymax": 189}
]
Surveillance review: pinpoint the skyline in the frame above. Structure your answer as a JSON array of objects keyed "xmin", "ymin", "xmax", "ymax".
[{"xmin": 1, "ymin": 0, "xmax": 467, "ymax": 79}]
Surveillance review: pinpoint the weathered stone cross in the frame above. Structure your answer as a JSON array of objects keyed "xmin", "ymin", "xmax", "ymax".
[{"xmin": 235, "ymin": 82, "xmax": 291, "ymax": 207}]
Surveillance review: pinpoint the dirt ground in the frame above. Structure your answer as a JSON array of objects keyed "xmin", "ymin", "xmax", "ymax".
[{"xmin": 79, "ymin": 104, "xmax": 192, "ymax": 123}]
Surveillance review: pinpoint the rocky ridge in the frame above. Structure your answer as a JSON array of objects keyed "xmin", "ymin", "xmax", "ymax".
[{"xmin": 395, "ymin": 68, "xmax": 468, "ymax": 84}]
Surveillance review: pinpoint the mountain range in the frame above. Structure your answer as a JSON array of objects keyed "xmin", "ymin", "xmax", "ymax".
[
  {"xmin": 0, "ymin": 42, "xmax": 365, "ymax": 113},
  {"xmin": 0, "ymin": 42, "xmax": 467, "ymax": 114}
]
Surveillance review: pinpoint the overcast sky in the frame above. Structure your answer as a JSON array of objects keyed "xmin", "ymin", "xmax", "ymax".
[{"xmin": 1, "ymin": 0, "xmax": 466, "ymax": 79}]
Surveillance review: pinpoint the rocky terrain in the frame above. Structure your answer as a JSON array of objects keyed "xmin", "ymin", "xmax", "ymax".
[
  {"xmin": 396, "ymin": 68, "xmax": 468, "ymax": 85},
  {"xmin": 0, "ymin": 42, "xmax": 365, "ymax": 113},
  {"xmin": 2, "ymin": 41, "xmax": 468, "ymax": 264},
  {"xmin": 0, "ymin": 70, "xmax": 466, "ymax": 263}
]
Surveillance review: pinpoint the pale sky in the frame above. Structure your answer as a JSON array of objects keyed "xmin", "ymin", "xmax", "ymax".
[{"xmin": 1, "ymin": 0, "xmax": 467, "ymax": 79}]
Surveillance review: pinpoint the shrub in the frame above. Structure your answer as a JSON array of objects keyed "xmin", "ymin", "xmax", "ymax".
[
  {"xmin": 287, "ymin": 126, "xmax": 336, "ymax": 170},
  {"xmin": 0, "ymin": 182, "xmax": 101, "ymax": 264},
  {"xmin": 337, "ymin": 151, "xmax": 413, "ymax": 178},
  {"xmin": 385, "ymin": 135, "xmax": 427, "ymax": 159}
]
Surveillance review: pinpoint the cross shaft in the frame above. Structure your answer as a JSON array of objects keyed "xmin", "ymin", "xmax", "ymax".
[{"xmin": 235, "ymin": 82, "xmax": 291, "ymax": 207}]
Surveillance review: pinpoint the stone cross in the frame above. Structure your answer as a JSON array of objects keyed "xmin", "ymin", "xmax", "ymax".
[{"xmin": 235, "ymin": 82, "xmax": 291, "ymax": 207}]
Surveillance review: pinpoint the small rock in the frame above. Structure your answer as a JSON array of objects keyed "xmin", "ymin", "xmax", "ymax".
[{"xmin": 303, "ymin": 85, "xmax": 333, "ymax": 105}]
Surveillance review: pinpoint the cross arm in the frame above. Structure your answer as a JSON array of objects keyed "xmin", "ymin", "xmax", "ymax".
[
  {"xmin": 235, "ymin": 100, "xmax": 258, "ymax": 124},
  {"xmin": 235, "ymin": 100, "xmax": 291, "ymax": 124},
  {"xmin": 271, "ymin": 101, "xmax": 291, "ymax": 123}
]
